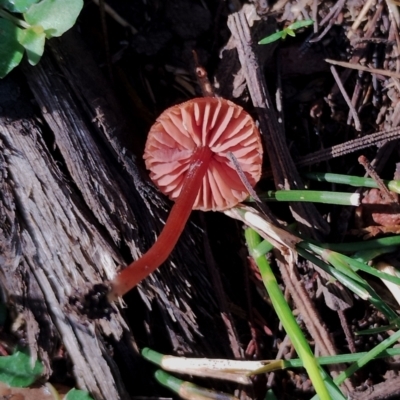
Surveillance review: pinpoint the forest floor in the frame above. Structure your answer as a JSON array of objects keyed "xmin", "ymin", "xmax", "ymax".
[{"xmin": 3, "ymin": 1, "xmax": 400, "ymax": 400}]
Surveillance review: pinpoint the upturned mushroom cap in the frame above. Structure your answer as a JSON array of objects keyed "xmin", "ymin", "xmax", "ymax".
[{"xmin": 143, "ymin": 97, "xmax": 263, "ymax": 211}]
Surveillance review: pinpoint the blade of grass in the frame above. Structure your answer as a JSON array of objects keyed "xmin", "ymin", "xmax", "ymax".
[
  {"xmin": 301, "ymin": 242, "xmax": 400, "ymax": 286},
  {"xmin": 257, "ymin": 190, "xmax": 360, "ymax": 205},
  {"xmin": 142, "ymin": 348, "xmax": 252, "ymax": 384},
  {"xmin": 154, "ymin": 370, "xmax": 239, "ymax": 400},
  {"xmin": 298, "ymin": 242, "xmax": 368, "ymax": 285},
  {"xmin": 355, "ymin": 324, "xmax": 397, "ymax": 335},
  {"xmin": 296, "ymin": 246, "xmax": 372, "ymax": 300},
  {"xmin": 318, "ymin": 235, "xmax": 400, "ymax": 254},
  {"xmin": 333, "ymin": 329, "xmax": 400, "ymax": 386},
  {"xmin": 305, "ymin": 172, "xmax": 400, "ymax": 194},
  {"xmin": 353, "ymin": 246, "xmax": 399, "ymax": 264},
  {"xmin": 245, "ymin": 228, "xmax": 343, "ymax": 400},
  {"xmin": 327, "ymin": 250, "xmax": 400, "ymax": 286},
  {"xmin": 143, "ymin": 345, "xmax": 400, "ymax": 384},
  {"xmin": 297, "ymin": 244, "xmax": 400, "ymax": 325},
  {"xmin": 308, "ymin": 331, "xmax": 400, "ymax": 400},
  {"xmin": 250, "ymin": 347, "xmax": 400, "ymax": 375}
]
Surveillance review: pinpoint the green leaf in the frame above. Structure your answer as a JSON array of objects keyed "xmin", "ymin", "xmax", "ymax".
[
  {"xmin": 18, "ymin": 24, "xmax": 45, "ymax": 65},
  {"xmin": 287, "ymin": 19, "xmax": 314, "ymax": 30},
  {"xmin": 0, "ymin": 0, "xmax": 39, "ymax": 13},
  {"xmin": 258, "ymin": 30, "xmax": 284, "ymax": 45},
  {"xmin": 285, "ymin": 28, "xmax": 296, "ymax": 37},
  {"xmin": 0, "ymin": 17, "xmax": 24, "ymax": 78},
  {"xmin": 0, "ymin": 351, "xmax": 43, "ymax": 387},
  {"xmin": 66, "ymin": 388, "xmax": 95, "ymax": 400},
  {"xmin": 24, "ymin": 0, "xmax": 83, "ymax": 38}
]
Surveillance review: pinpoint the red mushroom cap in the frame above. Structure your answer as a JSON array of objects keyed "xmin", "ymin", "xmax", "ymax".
[{"xmin": 144, "ymin": 97, "xmax": 263, "ymax": 211}]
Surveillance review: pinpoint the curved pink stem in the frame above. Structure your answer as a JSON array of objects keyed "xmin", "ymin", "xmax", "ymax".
[{"xmin": 109, "ymin": 146, "xmax": 213, "ymax": 299}]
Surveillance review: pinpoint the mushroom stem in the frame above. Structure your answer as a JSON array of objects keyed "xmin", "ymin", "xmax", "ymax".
[{"xmin": 109, "ymin": 146, "xmax": 213, "ymax": 300}]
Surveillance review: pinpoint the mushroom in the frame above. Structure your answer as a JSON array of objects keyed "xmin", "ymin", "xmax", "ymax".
[{"xmin": 109, "ymin": 97, "xmax": 263, "ymax": 299}]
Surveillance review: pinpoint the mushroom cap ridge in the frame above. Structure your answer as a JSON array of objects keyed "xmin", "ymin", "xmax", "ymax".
[{"xmin": 144, "ymin": 97, "xmax": 263, "ymax": 211}]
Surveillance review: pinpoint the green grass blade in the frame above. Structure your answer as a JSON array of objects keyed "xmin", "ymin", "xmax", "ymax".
[
  {"xmin": 327, "ymin": 251, "xmax": 400, "ymax": 286},
  {"xmin": 259, "ymin": 190, "xmax": 360, "ymax": 205},
  {"xmin": 300, "ymin": 244, "xmax": 400, "ymax": 323},
  {"xmin": 333, "ymin": 329, "xmax": 400, "ymax": 385},
  {"xmin": 296, "ymin": 247, "xmax": 371, "ymax": 300},
  {"xmin": 353, "ymin": 246, "xmax": 399, "ymax": 264},
  {"xmin": 304, "ymin": 172, "xmax": 400, "ymax": 194},
  {"xmin": 245, "ymin": 228, "xmax": 342, "ymax": 400},
  {"xmin": 298, "ymin": 242, "xmax": 367, "ymax": 285},
  {"xmin": 250, "ymin": 347, "xmax": 400, "ymax": 375},
  {"xmin": 155, "ymin": 370, "xmax": 238, "ymax": 400},
  {"xmin": 318, "ymin": 235, "xmax": 400, "ymax": 254}
]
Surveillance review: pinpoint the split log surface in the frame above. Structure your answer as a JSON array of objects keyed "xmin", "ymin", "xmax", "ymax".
[{"xmin": 0, "ymin": 29, "xmax": 239, "ymax": 399}]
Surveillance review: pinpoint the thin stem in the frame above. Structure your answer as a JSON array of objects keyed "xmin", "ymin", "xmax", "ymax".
[
  {"xmin": 155, "ymin": 370, "xmax": 237, "ymax": 400},
  {"xmin": 109, "ymin": 146, "xmax": 213, "ymax": 299},
  {"xmin": 305, "ymin": 172, "xmax": 400, "ymax": 194},
  {"xmin": 333, "ymin": 329, "xmax": 400, "ymax": 386},
  {"xmin": 0, "ymin": 8, "xmax": 30, "ymax": 29},
  {"xmin": 258, "ymin": 190, "xmax": 360, "ymax": 205},
  {"xmin": 245, "ymin": 229, "xmax": 338, "ymax": 400}
]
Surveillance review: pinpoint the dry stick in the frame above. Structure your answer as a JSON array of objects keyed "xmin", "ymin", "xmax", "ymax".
[
  {"xmin": 227, "ymin": 9, "xmax": 329, "ymax": 238},
  {"xmin": 337, "ymin": 310, "xmax": 356, "ymax": 354},
  {"xmin": 267, "ymin": 334, "xmax": 291, "ymax": 387},
  {"xmin": 330, "ymin": 65, "xmax": 362, "ymax": 131},
  {"xmin": 347, "ymin": 0, "xmax": 376, "ymax": 39},
  {"xmin": 227, "ymin": 151, "xmax": 271, "ymax": 220},
  {"xmin": 319, "ymin": 0, "xmax": 346, "ymax": 26},
  {"xmin": 345, "ymin": 10, "xmax": 382, "ymax": 129},
  {"xmin": 329, "ymin": 3, "xmax": 383, "ymax": 98},
  {"xmin": 93, "ymin": 0, "xmax": 137, "ymax": 34},
  {"xmin": 275, "ymin": 252, "xmax": 354, "ymax": 393},
  {"xmin": 312, "ymin": 0, "xmax": 318, "ymax": 33},
  {"xmin": 352, "ymin": 37, "xmax": 395, "ymax": 44},
  {"xmin": 358, "ymin": 155, "xmax": 397, "ymax": 201},
  {"xmin": 309, "ymin": 0, "xmax": 345, "ymax": 43},
  {"xmin": 346, "ymin": 70, "xmax": 363, "ymax": 128},
  {"xmin": 295, "ymin": 126, "xmax": 400, "ymax": 167},
  {"xmin": 227, "ymin": 7, "xmax": 353, "ymax": 391},
  {"xmin": 326, "ymin": 58, "xmax": 400, "ymax": 80}
]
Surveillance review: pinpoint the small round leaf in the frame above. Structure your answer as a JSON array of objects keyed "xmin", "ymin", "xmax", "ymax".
[
  {"xmin": 0, "ymin": 351, "xmax": 43, "ymax": 387},
  {"xmin": 24, "ymin": 0, "xmax": 83, "ymax": 38}
]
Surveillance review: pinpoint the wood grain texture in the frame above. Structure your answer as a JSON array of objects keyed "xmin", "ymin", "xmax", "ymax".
[{"xmin": 0, "ymin": 30, "xmax": 235, "ymax": 399}]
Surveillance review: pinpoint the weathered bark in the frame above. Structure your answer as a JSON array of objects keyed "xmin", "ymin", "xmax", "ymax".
[
  {"xmin": 0, "ymin": 29, "xmax": 239, "ymax": 399},
  {"xmin": 0, "ymin": 75, "xmax": 130, "ymax": 399}
]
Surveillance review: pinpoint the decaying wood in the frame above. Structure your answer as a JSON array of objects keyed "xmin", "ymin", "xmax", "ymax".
[
  {"xmin": 0, "ymin": 82, "xmax": 129, "ymax": 399},
  {"xmin": 349, "ymin": 373, "xmax": 400, "ymax": 400},
  {"xmin": 227, "ymin": 8, "xmax": 329, "ymax": 240},
  {"xmin": 0, "ymin": 30, "xmax": 245, "ymax": 399}
]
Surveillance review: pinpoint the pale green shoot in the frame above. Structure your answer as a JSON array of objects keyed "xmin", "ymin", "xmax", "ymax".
[{"xmin": 258, "ymin": 19, "xmax": 314, "ymax": 45}]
